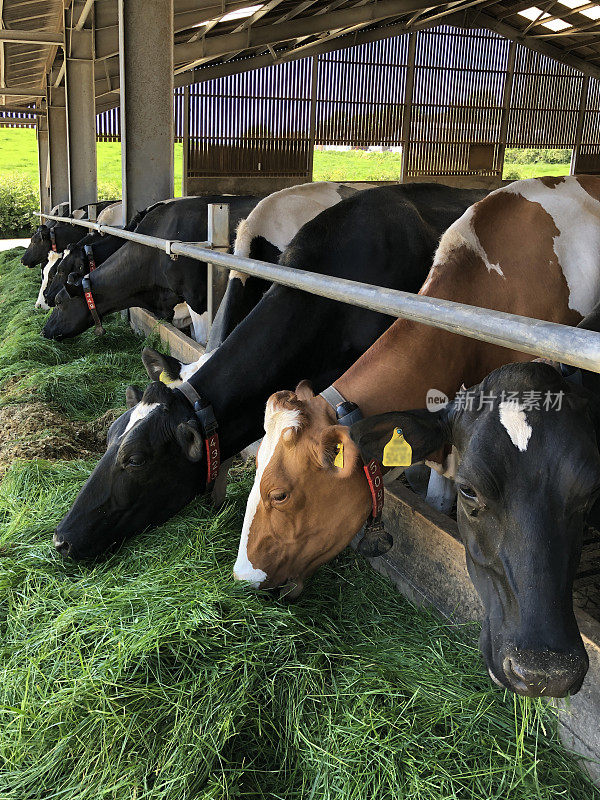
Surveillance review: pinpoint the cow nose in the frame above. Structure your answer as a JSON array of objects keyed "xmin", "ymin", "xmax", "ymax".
[
  {"xmin": 502, "ymin": 650, "xmax": 588, "ymax": 697},
  {"xmin": 53, "ymin": 533, "xmax": 72, "ymax": 556}
]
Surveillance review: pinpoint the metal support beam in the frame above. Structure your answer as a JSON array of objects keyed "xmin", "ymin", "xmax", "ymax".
[
  {"xmin": 571, "ymin": 75, "xmax": 589, "ymax": 176},
  {"xmin": 182, "ymin": 84, "xmax": 189, "ymax": 196},
  {"xmin": 118, "ymin": 0, "xmax": 174, "ymax": 226},
  {"xmin": 173, "ymin": 0, "xmax": 441, "ymax": 65},
  {"xmin": 497, "ymin": 38, "xmax": 517, "ymax": 176},
  {"xmin": 448, "ymin": 9, "xmax": 600, "ymax": 81},
  {"xmin": 307, "ymin": 55, "xmax": 318, "ymax": 179},
  {"xmin": 47, "ymin": 85, "xmax": 69, "ymax": 209},
  {"xmin": 206, "ymin": 203, "xmax": 230, "ymax": 333},
  {"xmin": 400, "ymin": 31, "xmax": 416, "ymax": 183},
  {"xmin": 0, "ymin": 104, "xmax": 44, "ymax": 114},
  {"xmin": 36, "ymin": 112, "xmax": 51, "ymax": 214},
  {"xmin": 0, "ymin": 29, "xmax": 63, "ymax": 45},
  {"xmin": 65, "ymin": 5, "xmax": 97, "ymax": 209},
  {"xmin": 1, "ymin": 86, "xmax": 45, "ymax": 97}
]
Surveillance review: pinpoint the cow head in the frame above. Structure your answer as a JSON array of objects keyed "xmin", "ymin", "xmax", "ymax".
[
  {"xmin": 53, "ymin": 370, "xmax": 209, "ymax": 559},
  {"xmin": 233, "ymin": 382, "xmax": 373, "ymax": 599},
  {"xmin": 44, "ymin": 246, "xmax": 87, "ymax": 306},
  {"xmin": 42, "ymin": 284, "xmax": 91, "ymax": 340},
  {"xmin": 350, "ymin": 362, "xmax": 599, "ymax": 697},
  {"xmin": 21, "ymin": 225, "xmax": 52, "ymax": 267}
]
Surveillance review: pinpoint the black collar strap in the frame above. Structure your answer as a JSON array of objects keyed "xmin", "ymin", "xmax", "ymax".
[
  {"xmin": 320, "ymin": 385, "xmax": 385, "ymax": 524},
  {"xmin": 84, "ymin": 244, "xmax": 97, "ymax": 272},
  {"xmin": 49, "ymin": 227, "xmax": 57, "ymax": 252},
  {"xmin": 81, "ymin": 274, "xmax": 105, "ymax": 336},
  {"xmin": 176, "ymin": 381, "xmax": 221, "ymax": 487}
]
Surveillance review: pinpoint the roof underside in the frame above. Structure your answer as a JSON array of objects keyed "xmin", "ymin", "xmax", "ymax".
[{"xmin": 2, "ymin": 0, "xmax": 600, "ymax": 111}]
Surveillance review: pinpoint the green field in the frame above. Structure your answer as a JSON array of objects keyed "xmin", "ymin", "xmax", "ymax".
[
  {"xmin": 0, "ymin": 128, "xmax": 571, "ymax": 192},
  {"xmin": 0, "ymin": 128, "xmax": 184, "ymax": 197},
  {"xmin": 0, "ymin": 248, "xmax": 596, "ymax": 798}
]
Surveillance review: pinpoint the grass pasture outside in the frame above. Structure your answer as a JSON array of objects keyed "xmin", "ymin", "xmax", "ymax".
[
  {"xmin": 0, "ymin": 128, "xmax": 184, "ymax": 199},
  {"xmin": 0, "ymin": 128, "xmax": 572, "ymax": 200},
  {"xmin": 0, "ymin": 248, "xmax": 597, "ymax": 798}
]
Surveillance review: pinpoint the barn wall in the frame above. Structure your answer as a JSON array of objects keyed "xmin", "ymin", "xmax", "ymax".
[{"xmin": 14, "ymin": 21, "xmax": 600, "ymax": 192}]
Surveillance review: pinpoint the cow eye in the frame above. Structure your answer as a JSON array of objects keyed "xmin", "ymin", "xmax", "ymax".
[
  {"xmin": 270, "ymin": 490, "xmax": 289, "ymax": 505},
  {"xmin": 126, "ymin": 455, "xmax": 146, "ymax": 468},
  {"xmin": 458, "ymin": 483, "xmax": 480, "ymax": 504}
]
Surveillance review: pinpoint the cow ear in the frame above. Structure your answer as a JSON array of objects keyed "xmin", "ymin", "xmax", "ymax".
[
  {"xmin": 142, "ymin": 347, "xmax": 183, "ymax": 384},
  {"xmin": 350, "ymin": 409, "xmax": 450, "ymax": 467},
  {"xmin": 65, "ymin": 275, "xmax": 84, "ymax": 297},
  {"xmin": 176, "ymin": 420, "xmax": 204, "ymax": 462},
  {"xmin": 294, "ymin": 379, "xmax": 314, "ymax": 401},
  {"xmin": 319, "ymin": 425, "xmax": 362, "ymax": 478},
  {"xmin": 126, "ymin": 386, "xmax": 143, "ymax": 409}
]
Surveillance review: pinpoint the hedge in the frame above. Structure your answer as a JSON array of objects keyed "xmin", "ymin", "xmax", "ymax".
[{"xmin": 0, "ymin": 176, "xmax": 122, "ymax": 239}]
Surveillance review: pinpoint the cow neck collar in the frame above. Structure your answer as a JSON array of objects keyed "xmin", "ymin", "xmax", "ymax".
[
  {"xmin": 320, "ymin": 384, "xmax": 385, "ymax": 531},
  {"xmin": 81, "ymin": 274, "xmax": 105, "ymax": 336},
  {"xmin": 175, "ymin": 381, "xmax": 221, "ymax": 488},
  {"xmin": 84, "ymin": 244, "xmax": 97, "ymax": 272}
]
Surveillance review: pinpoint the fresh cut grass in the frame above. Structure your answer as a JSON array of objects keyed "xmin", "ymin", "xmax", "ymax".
[{"xmin": 0, "ymin": 249, "xmax": 598, "ymax": 798}]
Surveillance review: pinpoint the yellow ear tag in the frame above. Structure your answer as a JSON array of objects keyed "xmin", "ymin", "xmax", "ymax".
[
  {"xmin": 334, "ymin": 442, "xmax": 344, "ymax": 469},
  {"xmin": 382, "ymin": 427, "xmax": 412, "ymax": 467},
  {"xmin": 159, "ymin": 370, "xmax": 173, "ymax": 386}
]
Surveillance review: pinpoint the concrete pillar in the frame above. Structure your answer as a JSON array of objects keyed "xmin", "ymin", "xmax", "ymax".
[
  {"xmin": 37, "ymin": 113, "xmax": 51, "ymax": 214},
  {"xmin": 47, "ymin": 85, "xmax": 69, "ymax": 209},
  {"xmin": 118, "ymin": 0, "xmax": 174, "ymax": 225},
  {"xmin": 65, "ymin": 5, "xmax": 97, "ymax": 210}
]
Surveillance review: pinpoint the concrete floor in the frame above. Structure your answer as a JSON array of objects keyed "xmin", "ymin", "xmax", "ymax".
[{"xmin": 0, "ymin": 239, "xmax": 28, "ymax": 251}]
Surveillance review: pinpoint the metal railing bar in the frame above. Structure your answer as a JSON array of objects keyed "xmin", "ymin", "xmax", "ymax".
[{"xmin": 37, "ymin": 211, "xmax": 600, "ymax": 374}]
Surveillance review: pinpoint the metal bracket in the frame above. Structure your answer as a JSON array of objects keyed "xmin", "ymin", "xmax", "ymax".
[{"xmin": 165, "ymin": 240, "xmax": 180, "ymax": 260}]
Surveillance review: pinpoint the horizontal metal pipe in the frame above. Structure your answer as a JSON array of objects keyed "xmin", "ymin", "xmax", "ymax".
[
  {"xmin": 38, "ymin": 212, "xmax": 600, "ymax": 374},
  {"xmin": 38, "ymin": 212, "xmax": 210, "ymax": 253}
]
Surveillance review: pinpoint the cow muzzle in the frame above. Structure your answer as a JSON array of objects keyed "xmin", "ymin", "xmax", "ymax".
[
  {"xmin": 53, "ymin": 531, "xmax": 72, "ymax": 557},
  {"xmin": 494, "ymin": 647, "xmax": 588, "ymax": 697}
]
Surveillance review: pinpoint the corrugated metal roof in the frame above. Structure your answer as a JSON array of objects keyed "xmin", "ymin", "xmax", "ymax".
[
  {"xmin": 1, "ymin": 0, "xmax": 63, "ymax": 104},
  {"xmin": 2, "ymin": 0, "xmax": 600, "ymax": 113}
]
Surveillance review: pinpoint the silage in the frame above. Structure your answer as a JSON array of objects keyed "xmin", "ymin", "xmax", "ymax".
[{"xmin": 0, "ymin": 248, "xmax": 597, "ymax": 800}]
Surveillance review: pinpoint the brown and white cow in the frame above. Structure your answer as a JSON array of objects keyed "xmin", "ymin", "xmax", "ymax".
[{"xmin": 234, "ymin": 176, "xmax": 600, "ymax": 695}]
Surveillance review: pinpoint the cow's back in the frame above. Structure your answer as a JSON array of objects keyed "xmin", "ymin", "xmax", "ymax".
[
  {"xmin": 425, "ymin": 176, "xmax": 600, "ymax": 328},
  {"xmin": 280, "ymin": 184, "xmax": 488, "ymax": 289}
]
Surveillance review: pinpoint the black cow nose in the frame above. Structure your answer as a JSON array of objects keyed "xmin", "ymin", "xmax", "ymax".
[
  {"xmin": 53, "ymin": 533, "xmax": 72, "ymax": 556},
  {"xmin": 502, "ymin": 650, "xmax": 588, "ymax": 698}
]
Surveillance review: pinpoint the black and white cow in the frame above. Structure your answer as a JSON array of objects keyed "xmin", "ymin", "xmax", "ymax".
[
  {"xmin": 21, "ymin": 200, "xmax": 118, "ymax": 269},
  {"xmin": 351, "ymin": 356, "xmax": 600, "ymax": 697},
  {"xmin": 43, "ymin": 207, "xmax": 150, "ymax": 308},
  {"xmin": 41, "ymin": 195, "xmax": 260, "ymax": 342},
  {"xmin": 51, "ymin": 183, "xmax": 487, "ymax": 558},
  {"xmin": 206, "ymin": 181, "xmax": 366, "ymax": 351}
]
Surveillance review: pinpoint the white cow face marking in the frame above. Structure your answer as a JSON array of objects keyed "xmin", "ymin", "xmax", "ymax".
[
  {"xmin": 498, "ymin": 401, "xmax": 532, "ymax": 452},
  {"xmin": 233, "ymin": 399, "xmax": 302, "ymax": 586},
  {"xmin": 35, "ymin": 250, "xmax": 63, "ymax": 310},
  {"xmin": 122, "ymin": 402, "xmax": 160, "ymax": 436}
]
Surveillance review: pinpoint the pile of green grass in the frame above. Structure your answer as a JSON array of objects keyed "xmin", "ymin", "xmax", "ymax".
[
  {"xmin": 0, "ymin": 248, "xmax": 151, "ymax": 418},
  {"xmin": 0, "ymin": 249, "xmax": 598, "ymax": 799}
]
